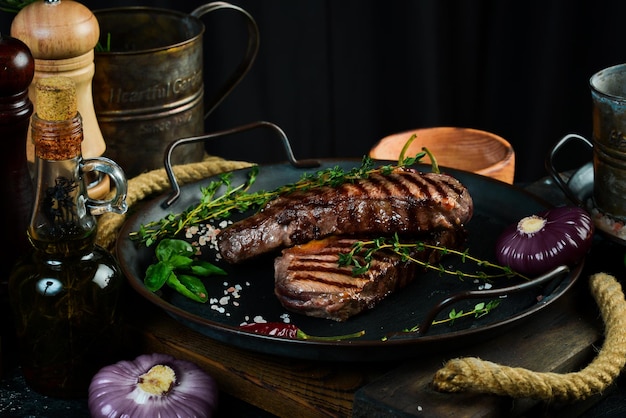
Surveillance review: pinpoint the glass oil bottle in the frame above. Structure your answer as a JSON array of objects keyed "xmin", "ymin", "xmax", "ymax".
[{"xmin": 8, "ymin": 76, "xmax": 128, "ymax": 398}]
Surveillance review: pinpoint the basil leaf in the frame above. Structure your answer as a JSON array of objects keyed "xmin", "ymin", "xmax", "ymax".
[
  {"xmin": 144, "ymin": 261, "xmax": 172, "ymax": 291},
  {"xmin": 146, "ymin": 238, "xmax": 222, "ymax": 303},
  {"xmin": 188, "ymin": 260, "xmax": 227, "ymax": 276},
  {"xmin": 166, "ymin": 273, "xmax": 208, "ymax": 303},
  {"xmin": 155, "ymin": 238, "xmax": 194, "ymax": 261},
  {"xmin": 167, "ymin": 254, "xmax": 194, "ymax": 269}
]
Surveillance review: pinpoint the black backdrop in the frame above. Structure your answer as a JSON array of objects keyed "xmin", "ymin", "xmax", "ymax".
[{"xmin": 3, "ymin": 0, "xmax": 626, "ymax": 182}]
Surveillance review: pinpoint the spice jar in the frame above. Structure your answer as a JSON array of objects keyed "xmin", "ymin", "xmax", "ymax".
[{"xmin": 8, "ymin": 76, "xmax": 128, "ymax": 398}]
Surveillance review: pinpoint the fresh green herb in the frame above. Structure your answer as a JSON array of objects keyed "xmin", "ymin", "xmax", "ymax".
[
  {"xmin": 444, "ymin": 300, "xmax": 500, "ymax": 325},
  {"xmin": 144, "ymin": 238, "xmax": 226, "ymax": 302},
  {"xmin": 131, "ymin": 154, "xmax": 427, "ymax": 247},
  {"xmin": 0, "ymin": 0, "xmax": 37, "ymax": 13},
  {"xmin": 338, "ymin": 234, "xmax": 515, "ymax": 340},
  {"xmin": 337, "ymin": 233, "xmax": 529, "ymax": 281},
  {"xmin": 382, "ymin": 300, "xmax": 500, "ymax": 341},
  {"xmin": 398, "ymin": 134, "xmax": 439, "ymax": 174},
  {"xmin": 95, "ymin": 33, "xmax": 112, "ymax": 52}
]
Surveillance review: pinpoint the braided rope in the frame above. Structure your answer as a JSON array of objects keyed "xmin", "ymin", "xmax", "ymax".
[
  {"xmin": 432, "ymin": 272, "xmax": 626, "ymax": 401},
  {"xmin": 95, "ymin": 156, "xmax": 252, "ymax": 252}
]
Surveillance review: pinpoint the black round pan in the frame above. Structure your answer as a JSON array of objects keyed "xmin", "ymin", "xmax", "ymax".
[{"xmin": 116, "ymin": 159, "xmax": 582, "ymax": 362}]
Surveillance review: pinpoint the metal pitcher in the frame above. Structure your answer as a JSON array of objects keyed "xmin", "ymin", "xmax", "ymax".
[
  {"xmin": 589, "ymin": 63, "xmax": 626, "ymax": 220},
  {"xmin": 92, "ymin": 2, "xmax": 259, "ymax": 178}
]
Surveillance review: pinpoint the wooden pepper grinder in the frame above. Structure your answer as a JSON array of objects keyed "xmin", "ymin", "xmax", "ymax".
[
  {"xmin": 0, "ymin": 34, "xmax": 34, "ymax": 279},
  {"xmin": 11, "ymin": 0, "xmax": 109, "ymax": 198},
  {"xmin": 0, "ymin": 34, "xmax": 35, "ymax": 378}
]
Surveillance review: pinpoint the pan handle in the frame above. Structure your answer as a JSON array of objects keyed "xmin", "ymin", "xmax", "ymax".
[
  {"xmin": 161, "ymin": 121, "xmax": 320, "ymax": 208},
  {"xmin": 416, "ymin": 264, "xmax": 570, "ymax": 335}
]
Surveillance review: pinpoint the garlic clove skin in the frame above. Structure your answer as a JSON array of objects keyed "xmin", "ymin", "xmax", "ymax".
[{"xmin": 88, "ymin": 353, "xmax": 218, "ymax": 418}]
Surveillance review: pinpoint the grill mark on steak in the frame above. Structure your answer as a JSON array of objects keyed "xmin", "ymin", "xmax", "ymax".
[
  {"xmin": 218, "ymin": 168, "xmax": 473, "ymax": 264},
  {"xmin": 274, "ymin": 239, "xmax": 377, "ymax": 291},
  {"xmin": 274, "ymin": 229, "xmax": 466, "ymax": 321}
]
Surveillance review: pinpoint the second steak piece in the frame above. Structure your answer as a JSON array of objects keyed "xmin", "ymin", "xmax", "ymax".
[
  {"xmin": 274, "ymin": 229, "xmax": 466, "ymax": 321},
  {"xmin": 218, "ymin": 168, "xmax": 473, "ymax": 264}
]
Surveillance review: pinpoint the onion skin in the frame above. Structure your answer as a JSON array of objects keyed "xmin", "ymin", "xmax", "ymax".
[
  {"xmin": 495, "ymin": 206, "xmax": 594, "ymax": 276},
  {"xmin": 88, "ymin": 353, "xmax": 218, "ymax": 418}
]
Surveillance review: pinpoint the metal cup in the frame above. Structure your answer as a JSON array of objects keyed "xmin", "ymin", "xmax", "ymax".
[
  {"xmin": 92, "ymin": 3, "xmax": 259, "ymax": 178},
  {"xmin": 590, "ymin": 63, "xmax": 626, "ymax": 219}
]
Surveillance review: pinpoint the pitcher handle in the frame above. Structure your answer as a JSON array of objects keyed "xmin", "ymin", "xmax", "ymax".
[
  {"xmin": 191, "ymin": 2, "xmax": 260, "ymax": 119},
  {"xmin": 545, "ymin": 133, "xmax": 593, "ymax": 206},
  {"xmin": 82, "ymin": 157, "xmax": 128, "ymax": 215}
]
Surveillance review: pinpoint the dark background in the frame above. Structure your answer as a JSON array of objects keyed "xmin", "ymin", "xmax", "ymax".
[{"xmin": 2, "ymin": 0, "xmax": 625, "ymax": 182}]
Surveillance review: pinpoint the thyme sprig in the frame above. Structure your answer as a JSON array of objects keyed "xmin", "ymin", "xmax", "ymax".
[
  {"xmin": 382, "ymin": 300, "xmax": 500, "ymax": 340},
  {"xmin": 337, "ymin": 233, "xmax": 529, "ymax": 281},
  {"xmin": 131, "ymin": 153, "xmax": 426, "ymax": 247}
]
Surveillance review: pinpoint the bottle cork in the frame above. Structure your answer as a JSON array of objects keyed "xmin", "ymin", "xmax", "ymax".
[
  {"xmin": 35, "ymin": 76, "xmax": 77, "ymax": 121},
  {"xmin": 33, "ymin": 76, "xmax": 82, "ymax": 160}
]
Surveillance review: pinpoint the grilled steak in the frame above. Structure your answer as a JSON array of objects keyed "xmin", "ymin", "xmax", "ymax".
[
  {"xmin": 274, "ymin": 229, "xmax": 466, "ymax": 321},
  {"xmin": 218, "ymin": 168, "xmax": 473, "ymax": 264}
]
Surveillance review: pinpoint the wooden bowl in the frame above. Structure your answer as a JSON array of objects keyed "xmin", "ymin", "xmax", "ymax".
[{"xmin": 369, "ymin": 127, "xmax": 515, "ymax": 184}]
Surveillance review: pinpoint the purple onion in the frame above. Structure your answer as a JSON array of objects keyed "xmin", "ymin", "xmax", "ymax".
[
  {"xmin": 495, "ymin": 206, "xmax": 594, "ymax": 276},
  {"xmin": 88, "ymin": 353, "xmax": 218, "ymax": 418}
]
